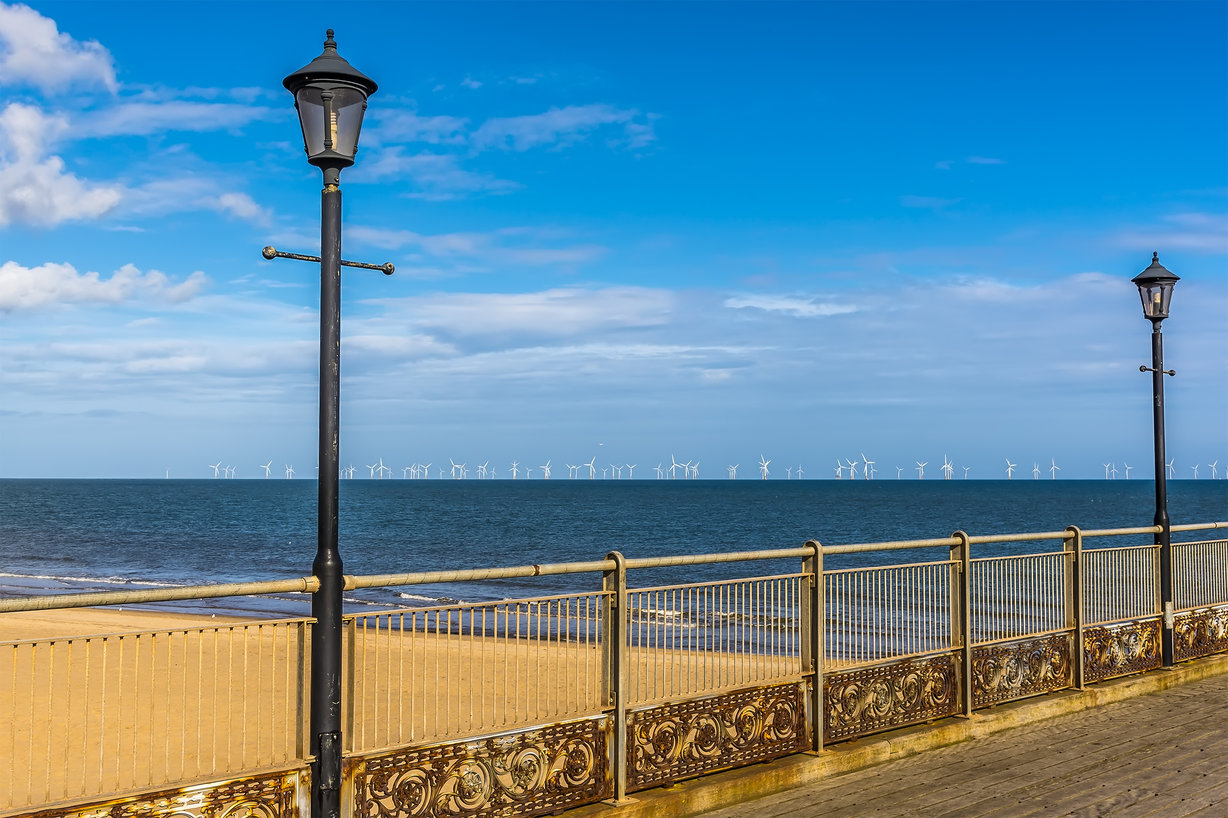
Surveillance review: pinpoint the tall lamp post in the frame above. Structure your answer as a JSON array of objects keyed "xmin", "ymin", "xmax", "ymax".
[
  {"xmin": 282, "ymin": 30, "xmax": 377, "ymax": 818},
  {"xmin": 1132, "ymin": 252, "xmax": 1179, "ymax": 668}
]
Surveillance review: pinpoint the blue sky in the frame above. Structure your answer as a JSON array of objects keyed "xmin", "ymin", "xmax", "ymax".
[{"xmin": 1, "ymin": 1, "xmax": 1225, "ymax": 480}]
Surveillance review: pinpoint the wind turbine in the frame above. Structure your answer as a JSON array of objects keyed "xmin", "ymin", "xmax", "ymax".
[
  {"xmin": 449, "ymin": 459, "xmax": 462, "ymax": 480},
  {"xmin": 209, "ymin": 461, "xmax": 222, "ymax": 479},
  {"xmin": 654, "ymin": 463, "xmax": 664, "ymax": 480},
  {"xmin": 728, "ymin": 464, "xmax": 738, "ymax": 479},
  {"xmin": 1191, "ymin": 464, "xmax": 1200, "ymax": 479},
  {"xmin": 586, "ymin": 457, "xmax": 597, "ymax": 480},
  {"xmin": 963, "ymin": 466, "xmax": 971, "ymax": 479},
  {"xmin": 835, "ymin": 460, "xmax": 844, "ymax": 480},
  {"xmin": 1032, "ymin": 462, "xmax": 1041, "ymax": 480},
  {"xmin": 1123, "ymin": 463, "xmax": 1133, "ymax": 480},
  {"xmin": 377, "ymin": 458, "xmax": 391, "ymax": 479},
  {"xmin": 786, "ymin": 466, "xmax": 793, "ymax": 480},
  {"xmin": 796, "ymin": 464, "xmax": 804, "ymax": 479},
  {"xmin": 846, "ymin": 458, "xmax": 859, "ymax": 480},
  {"xmin": 861, "ymin": 453, "xmax": 874, "ymax": 480},
  {"xmin": 613, "ymin": 464, "xmax": 623, "ymax": 479},
  {"xmin": 942, "ymin": 455, "xmax": 954, "ymax": 480},
  {"xmin": 260, "ymin": 461, "xmax": 272, "ymax": 479},
  {"xmin": 1104, "ymin": 462, "xmax": 1112, "ymax": 480},
  {"xmin": 477, "ymin": 462, "xmax": 488, "ymax": 479},
  {"xmin": 1211, "ymin": 460, "xmax": 1220, "ymax": 480},
  {"xmin": 1050, "ymin": 458, "xmax": 1060, "ymax": 479},
  {"xmin": 668, "ymin": 455, "xmax": 680, "ymax": 480},
  {"xmin": 896, "ymin": 466, "xmax": 903, "ymax": 479},
  {"xmin": 525, "ymin": 467, "xmax": 534, "ymax": 479},
  {"xmin": 1005, "ymin": 458, "xmax": 1016, "ymax": 480},
  {"xmin": 510, "ymin": 461, "xmax": 520, "ymax": 479},
  {"xmin": 1166, "ymin": 459, "xmax": 1175, "ymax": 478},
  {"xmin": 689, "ymin": 461, "xmax": 699, "ymax": 479},
  {"xmin": 285, "ymin": 464, "xmax": 294, "ymax": 479},
  {"xmin": 758, "ymin": 455, "xmax": 770, "ymax": 480},
  {"xmin": 540, "ymin": 460, "xmax": 552, "ymax": 479},
  {"xmin": 1111, "ymin": 463, "xmax": 1118, "ymax": 480},
  {"xmin": 626, "ymin": 464, "xmax": 636, "ymax": 479},
  {"xmin": 915, "ymin": 461, "xmax": 927, "ymax": 480},
  {"xmin": 421, "ymin": 463, "xmax": 431, "ymax": 480},
  {"xmin": 367, "ymin": 462, "xmax": 378, "ymax": 479}
]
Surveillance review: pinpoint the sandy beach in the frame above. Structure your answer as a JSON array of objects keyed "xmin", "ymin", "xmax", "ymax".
[{"xmin": 1, "ymin": 604, "xmax": 788, "ymax": 811}]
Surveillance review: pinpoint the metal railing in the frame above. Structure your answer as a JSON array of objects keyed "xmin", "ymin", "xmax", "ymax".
[{"xmin": 0, "ymin": 521, "xmax": 1225, "ymax": 815}]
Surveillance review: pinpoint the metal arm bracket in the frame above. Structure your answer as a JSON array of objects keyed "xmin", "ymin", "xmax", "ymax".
[{"xmin": 262, "ymin": 246, "xmax": 395, "ymax": 275}]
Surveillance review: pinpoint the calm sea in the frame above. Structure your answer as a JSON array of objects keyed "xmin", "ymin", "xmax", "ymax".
[{"xmin": 0, "ymin": 479, "xmax": 1224, "ymax": 616}]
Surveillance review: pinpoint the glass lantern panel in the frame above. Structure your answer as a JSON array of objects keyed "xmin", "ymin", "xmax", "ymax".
[
  {"xmin": 294, "ymin": 86, "xmax": 327, "ymax": 158},
  {"xmin": 330, "ymin": 86, "xmax": 367, "ymax": 159}
]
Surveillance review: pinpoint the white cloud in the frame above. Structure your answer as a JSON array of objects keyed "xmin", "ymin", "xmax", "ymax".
[
  {"xmin": 966, "ymin": 156, "xmax": 1005, "ymax": 165},
  {"xmin": 384, "ymin": 287, "xmax": 674, "ymax": 337},
  {"xmin": 347, "ymin": 225, "xmax": 607, "ymax": 269},
  {"xmin": 354, "ymin": 148, "xmax": 519, "ymax": 198},
  {"xmin": 461, "ymin": 77, "xmax": 482, "ymax": 90},
  {"xmin": 0, "ymin": 102, "xmax": 122, "ymax": 225},
  {"xmin": 0, "ymin": 261, "xmax": 207, "ymax": 311},
  {"xmin": 724, "ymin": 293, "xmax": 858, "ymax": 318},
  {"xmin": 213, "ymin": 192, "xmax": 271, "ymax": 225},
  {"xmin": 77, "ymin": 100, "xmax": 277, "ymax": 138},
  {"xmin": 0, "ymin": 2, "xmax": 117, "ymax": 93},
  {"xmin": 472, "ymin": 104, "xmax": 655, "ymax": 151},
  {"xmin": 370, "ymin": 111, "xmax": 469, "ymax": 145},
  {"xmin": 1115, "ymin": 212, "xmax": 1228, "ymax": 253}
]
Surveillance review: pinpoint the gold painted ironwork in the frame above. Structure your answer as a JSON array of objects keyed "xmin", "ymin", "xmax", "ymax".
[
  {"xmin": 32, "ymin": 770, "xmax": 301, "ymax": 818},
  {"xmin": 626, "ymin": 682, "xmax": 808, "ymax": 792},
  {"xmin": 352, "ymin": 717, "xmax": 610, "ymax": 818},
  {"xmin": 1174, "ymin": 605, "xmax": 1228, "ymax": 661},
  {"xmin": 824, "ymin": 654, "xmax": 959, "ymax": 742},
  {"xmin": 1083, "ymin": 619, "xmax": 1162, "ymax": 682},
  {"xmin": 972, "ymin": 634, "xmax": 1072, "ymax": 708}
]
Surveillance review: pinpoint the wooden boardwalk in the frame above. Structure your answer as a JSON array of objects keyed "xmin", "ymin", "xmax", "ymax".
[{"xmin": 699, "ymin": 672, "xmax": 1228, "ymax": 817}]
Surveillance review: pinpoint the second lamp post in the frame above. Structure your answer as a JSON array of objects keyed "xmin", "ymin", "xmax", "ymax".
[{"xmin": 1132, "ymin": 251, "xmax": 1179, "ymax": 668}]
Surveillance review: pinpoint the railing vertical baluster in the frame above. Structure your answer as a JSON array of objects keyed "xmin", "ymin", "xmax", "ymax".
[
  {"xmin": 602, "ymin": 551, "xmax": 630, "ymax": 805},
  {"xmin": 1065, "ymin": 526, "xmax": 1084, "ymax": 689},
  {"xmin": 800, "ymin": 540, "xmax": 824, "ymax": 752},
  {"xmin": 952, "ymin": 531, "xmax": 972, "ymax": 717}
]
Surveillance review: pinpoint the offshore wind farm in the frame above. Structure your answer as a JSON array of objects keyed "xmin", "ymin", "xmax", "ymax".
[{"xmin": 184, "ymin": 452, "xmax": 1228, "ymax": 480}]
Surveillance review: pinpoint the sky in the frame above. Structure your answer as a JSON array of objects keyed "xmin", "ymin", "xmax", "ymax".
[{"xmin": 1, "ymin": 1, "xmax": 1225, "ymax": 480}]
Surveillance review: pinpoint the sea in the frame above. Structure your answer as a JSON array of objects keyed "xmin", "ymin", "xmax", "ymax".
[{"xmin": 1, "ymin": 478, "xmax": 1224, "ymax": 617}]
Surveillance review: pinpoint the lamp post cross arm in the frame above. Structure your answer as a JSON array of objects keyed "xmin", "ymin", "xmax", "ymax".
[{"xmin": 262, "ymin": 245, "xmax": 395, "ymax": 275}]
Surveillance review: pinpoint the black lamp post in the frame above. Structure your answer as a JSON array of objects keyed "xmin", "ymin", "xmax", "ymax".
[
  {"xmin": 283, "ymin": 30, "xmax": 377, "ymax": 818},
  {"xmin": 1132, "ymin": 251, "xmax": 1179, "ymax": 668}
]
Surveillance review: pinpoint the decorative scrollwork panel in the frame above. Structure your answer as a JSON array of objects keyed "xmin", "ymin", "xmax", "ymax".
[
  {"xmin": 353, "ymin": 718, "xmax": 610, "ymax": 818},
  {"xmin": 824, "ymin": 654, "xmax": 959, "ymax": 742},
  {"xmin": 1084, "ymin": 619, "xmax": 1162, "ymax": 682},
  {"xmin": 972, "ymin": 634, "xmax": 1073, "ymax": 708},
  {"xmin": 36, "ymin": 771, "xmax": 302, "ymax": 818},
  {"xmin": 1174, "ymin": 606, "xmax": 1228, "ymax": 661},
  {"xmin": 626, "ymin": 683, "xmax": 808, "ymax": 792}
]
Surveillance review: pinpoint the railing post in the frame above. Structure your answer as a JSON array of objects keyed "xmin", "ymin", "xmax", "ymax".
[
  {"xmin": 801, "ymin": 540, "xmax": 824, "ymax": 752},
  {"xmin": 1065, "ymin": 526, "xmax": 1085, "ymax": 689},
  {"xmin": 602, "ymin": 551, "xmax": 632, "ymax": 804},
  {"xmin": 951, "ymin": 531, "xmax": 972, "ymax": 717}
]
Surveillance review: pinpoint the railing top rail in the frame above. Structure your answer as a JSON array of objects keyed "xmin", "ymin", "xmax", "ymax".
[
  {"xmin": 345, "ymin": 560, "xmax": 617, "ymax": 590},
  {"xmin": 0, "ymin": 615, "xmax": 314, "ymax": 647},
  {"xmin": 623, "ymin": 546, "xmax": 813, "ymax": 570},
  {"xmin": 0, "ymin": 576, "xmax": 319, "ymax": 614},
  {"xmin": 344, "ymin": 589, "xmax": 611, "ymax": 618},
  {"xmin": 823, "ymin": 521, "xmax": 1227, "ymax": 555}
]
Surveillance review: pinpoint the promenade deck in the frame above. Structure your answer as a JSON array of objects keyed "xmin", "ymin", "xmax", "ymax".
[
  {"xmin": 702, "ymin": 670, "xmax": 1228, "ymax": 817},
  {"xmin": 568, "ymin": 653, "xmax": 1228, "ymax": 818}
]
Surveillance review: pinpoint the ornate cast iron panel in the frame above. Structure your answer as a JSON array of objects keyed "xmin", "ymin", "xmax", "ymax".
[
  {"xmin": 972, "ymin": 634, "xmax": 1073, "ymax": 708},
  {"xmin": 352, "ymin": 718, "xmax": 610, "ymax": 818},
  {"xmin": 1084, "ymin": 618, "xmax": 1162, "ymax": 682},
  {"xmin": 32, "ymin": 771, "xmax": 302, "ymax": 818},
  {"xmin": 1174, "ymin": 605, "xmax": 1228, "ymax": 662},
  {"xmin": 626, "ymin": 682, "xmax": 808, "ymax": 792},
  {"xmin": 824, "ymin": 654, "xmax": 959, "ymax": 742}
]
